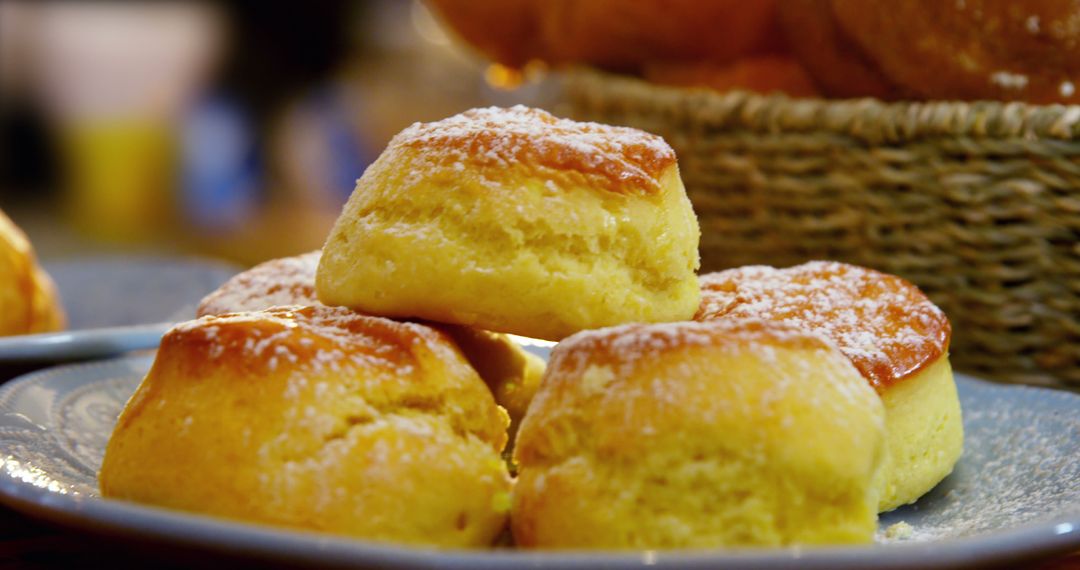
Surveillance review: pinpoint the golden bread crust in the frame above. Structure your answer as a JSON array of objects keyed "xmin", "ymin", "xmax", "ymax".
[
  {"xmin": 696, "ymin": 261, "xmax": 951, "ymax": 390},
  {"xmin": 830, "ymin": 0, "xmax": 1080, "ymax": 103},
  {"xmin": 0, "ymin": 210, "xmax": 34, "ymax": 335},
  {"xmin": 642, "ymin": 56, "xmax": 820, "ymax": 98},
  {"xmin": 317, "ymin": 106, "xmax": 700, "ymax": 341},
  {"xmin": 777, "ymin": 0, "xmax": 899, "ymax": 99},
  {"xmin": 428, "ymin": 0, "xmax": 781, "ymax": 71},
  {"xmin": 0, "ymin": 209, "xmax": 64, "ymax": 335}
]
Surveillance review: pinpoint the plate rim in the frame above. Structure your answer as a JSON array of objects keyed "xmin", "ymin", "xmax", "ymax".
[
  {"xmin": 0, "ymin": 256, "xmax": 241, "ymax": 362},
  {"xmin": 1, "ymin": 355, "xmax": 1078, "ymax": 569}
]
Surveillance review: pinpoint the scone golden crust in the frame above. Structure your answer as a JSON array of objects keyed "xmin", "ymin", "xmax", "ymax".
[
  {"xmin": 696, "ymin": 261, "xmax": 951, "ymax": 390},
  {"xmin": 0, "ymin": 211, "xmax": 34, "ymax": 335},
  {"xmin": 317, "ymin": 106, "xmax": 701, "ymax": 341},
  {"xmin": 512, "ymin": 319, "xmax": 886, "ymax": 548},
  {"xmin": 196, "ymin": 251, "xmax": 544, "ymax": 425},
  {"xmin": 28, "ymin": 266, "xmax": 64, "ymax": 334},
  {"xmin": 197, "ymin": 251, "xmax": 321, "ymax": 317},
  {"xmin": 696, "ymin": 261, "xmax": 963, "ymax": 512},
  {"xmin": 100, "ymin": 306, "xmax": 511, "ymax": 547},
  {"xmin": 0, "ymin": 209, "xmax": 64, "ymax": 336}
]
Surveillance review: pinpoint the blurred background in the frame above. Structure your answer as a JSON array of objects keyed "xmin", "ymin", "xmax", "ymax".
[{"xmin": 0, "ymin": 0, "xmax": 550, "ymax": 265}]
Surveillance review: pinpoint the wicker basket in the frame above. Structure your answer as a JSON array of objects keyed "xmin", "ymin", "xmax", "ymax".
[{"xmin": 561, "ymin": 68, "xmax": 1080, "ymax": 388}]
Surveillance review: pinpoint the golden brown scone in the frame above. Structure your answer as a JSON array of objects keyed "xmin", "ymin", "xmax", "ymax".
[
  {"xmin": 777, "ymin": 0, "xmax": 899, "ymax": 99},
  {"xmin": 197, "ymin": 251, "xmax": 544, "ymax": 428},
  {"xmin": 437, "ymin": 326, "xmax": 543, "ymax": 431},
  {"xmin": 100, "ymin": 306, "xmax": 512, "ymax": 547},
  {"xmin": 696, "ymin": 261, "xmax": 963, "ymax": 512},
  {"xmin": 512, "ymin": 319, "xmax": 886, "ymax": 548},
  {"xmin": 427, "ymin": 0, "xmax": 782, "ymax": 71},
  {"xmin": 197, "ymin": 251, "xmax": 321, "ymax": 317},
  {"xmin": 642, "ymin": 56, "xmax": 820, "ymax": 98},
  {"xmin": 317, "ymin": 106, "xmax": 701, "ymax": 341},
  {"xmin": 0, "ymin": 209, "xmax": 64, "ymax": 336},
  {"xmin": 28, "ymin": 266, "xmax": 65, "ymax": 333},
  {"xmin": 830, "ymin": 0, "xmax": 1080, "ymax": 103}
]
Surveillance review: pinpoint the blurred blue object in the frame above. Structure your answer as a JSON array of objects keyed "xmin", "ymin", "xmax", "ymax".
[
  {"xmin": 311, "ymin": 86, "xmax": 375, "ymax": 202},
  {"xmin": 180, "ymin": 95, "xmax": 261, "ymax": 231}
]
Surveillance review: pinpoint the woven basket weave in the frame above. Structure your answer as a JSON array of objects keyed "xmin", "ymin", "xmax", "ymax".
[{"xmin": 562, "ymin": 68, "xmax": 1080, "ymax": 388}]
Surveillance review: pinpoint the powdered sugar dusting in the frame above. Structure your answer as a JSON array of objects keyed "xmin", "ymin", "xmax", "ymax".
[
  {"xmin": 388, "ymin": 105, "xmax": 676, "ymax": 195},
  {"xmin": 548, "ymin": 319, "xmax": 878, "ymax": 407},
  {"xmin": 197, "ymin": 251, "xmax": 321, "ymax": 317},
  {"xmin": 696, "ymin": 261, "xmax": 951, "ymax": 390}
]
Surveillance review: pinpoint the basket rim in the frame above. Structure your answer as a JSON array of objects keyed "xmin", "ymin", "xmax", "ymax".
[{"xmin": 561, "ymin": 67, "xmax": 1080, "ymax": 144}]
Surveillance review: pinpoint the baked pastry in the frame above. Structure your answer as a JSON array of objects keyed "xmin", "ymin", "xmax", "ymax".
[
  {"xmin": 28, "ymin": 266, "xmax": 65, "ymax": 333},
  {"xmin": 512, "ymin": 319, "xmax": 885, "ymax": 548},
  {"xmin": 197, "ymin": 250, "xmax": 543, "ymax": 426},
  {"xmin": 696, "ymin": 261, "xmax": 963, "ymax": 512},
  {"xmin": 197, "ymin": 251, "xmax": 321, "ymax": 317},
  {"xmin": 777, "ymin": 0, "xmax": 898, "ymax": 99},
  {"xmin": 438, "ymin": 325, "xmax": 544, "ymax": 430},
  {"xmin": 642, "ymin": 56, "xmax": 819, "ymax": 98},
  {"xmin": 316, "ymin": 106, "xmax": 701, "ymax": 341},
  {"xmin": 0, "ymin": 209, "xmax": 64, "ymax": 336},
  {"xmin": 100, "ymin": 306, "xmax": 512, "ymax": 547},
  {"xmin": 428, "ymin": 0, "xmax": 781, "ymax": 71},
  {"xmin": 533, "ymin": 0, "xmax": 782, "ymax": 71},
  {"xmin": 830, "ymin": 0, "xmax": 1080, "ymax": 103}
]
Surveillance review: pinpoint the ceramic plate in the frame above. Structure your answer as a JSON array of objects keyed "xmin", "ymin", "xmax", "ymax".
[
  {"xmin": 0, "ymin": 257, "xmax": 239, "ymax": 362},
  {"xmin": 0, "ymin": 354, "xmax": 1077, "ymax": 569}
]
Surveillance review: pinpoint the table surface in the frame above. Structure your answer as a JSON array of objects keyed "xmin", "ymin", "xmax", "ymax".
[{"xmin": 0, "ymin": 364, "xmax": 1076, "ymax": 570}]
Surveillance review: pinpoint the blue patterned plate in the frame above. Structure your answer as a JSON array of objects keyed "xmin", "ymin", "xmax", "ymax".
[
  {"xmin": 0, "ymin": 256, "xmax": 238, "ymax": 363},
  {"xmin": 0, "ymin": 354, "xmax": 1077, "ymax": 569}
]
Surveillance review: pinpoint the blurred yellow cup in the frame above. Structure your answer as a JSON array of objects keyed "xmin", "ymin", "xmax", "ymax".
[{"xmin": 60, "ymin": 121, "xmax": 177, "ymax": 243}]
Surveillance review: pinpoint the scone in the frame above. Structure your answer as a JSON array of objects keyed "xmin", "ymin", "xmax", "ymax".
[
  {"xmin": 512, "ymin": 320, "xmax": 886, "ymax": 548},
  {"xmin": 0, "ymin": 209, "xmax": 64, "ymax": 336},
  {"xmin": 316, "ymin": 105, "xmax": 701, "ymax": 341},
  {"xmin": 696, "ymin": 261, "xmax": 963, "ymax": 512},
  {"xmin": 100, "ymin": 306, "xmax": 512, "ymax": 547},
  {"xmin": 197, "ymin": 251, "xmax": 322, "ymax": 317},
  {"xmin": 197, "ymin": 251, "xmax": 543, "ymax": 426}
]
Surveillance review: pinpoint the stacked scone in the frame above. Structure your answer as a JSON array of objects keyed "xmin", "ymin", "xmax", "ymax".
[{"xmin": 101, "ymin": 105, "xmax": 961, "ymax": 549}]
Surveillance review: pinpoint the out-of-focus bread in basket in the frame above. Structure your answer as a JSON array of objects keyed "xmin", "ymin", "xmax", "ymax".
[
  {"xmin": 426, "ymin": 0, "xmax": 781, "ymax": 71},
  {"xmin": 0, "ymin": 209, "xmax": 64, "ymax": 336},
  {"xmin": 643, "ymin": 56, "xmax": 819, "ymax": 99},
  {"xmin": 829, "ymin": 0, "xmax": 1080, "ymax": 104},
  {"xmin": 782, "ymin": 0, "xmax": 1080, "ymax": 103},
  {"xmin": 777, "ymin": 0, "xmax": 899, "ymax": 100}
]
